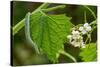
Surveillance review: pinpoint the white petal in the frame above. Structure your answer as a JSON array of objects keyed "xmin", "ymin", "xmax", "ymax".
[
  {"xmin": 84, "ymin": 23, "xmax": 89, "ymax": 27},
  {"xmin": 75, "ymin": 31, "xmax": 80, "ymax": 35},
  {"xmin": 86, "ymin": 26, "xmax": 92, "ymax": 31},
  {"xmin": 72, "ymin": 30, "xmax": 80, "ymax": 35},
  {"xmin": 82, "ymin": 30, "xmax": 87, "ymax": 34},
  {"xmin": 71, "ymin": 40, "xmax": 75, "ymax": 45},
  {"xmin": 79, "ymin": 26, "xmax": 84, "ymax": 31},
  {"xmin": 74, "ymin": 42, "xmax": 80, "ymax": 47},
  {"xmin": 70, "ymin": 40, "xmax": 80, "ymax": 47},
  {"xmin": 72, "ymin": 35, "xmax": 77, "ymax": 39},
  {"xmin": 72, "ymin": 30, "xmax": 76, "ymax": 35},
  {"xmin": 72, "ymin": 31, "xmax": 80, "ymax": 39}
]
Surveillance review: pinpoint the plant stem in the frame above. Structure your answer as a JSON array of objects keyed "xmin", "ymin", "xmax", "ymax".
[
  {"xmin": 60, "ymin": 50, "xmax": 77, "ymax": 62},
  {"xmin": 85, "ymin": 36, "xmax": 89, "ymax": 44},
  {"xmin": 85, "ymin": 33, "xmax": 91, "ymax": 44},
  {"xmin": 41, "ymin": 5, "xmax": 66, "ymax": 12},
  {"xmin": 13, "ymin": 3, "xmax": 49, "ymax": 36},
  {"xmin": 83, "ymin": 5, "xmax": 96, "ymax": 19},
  {"xmin": 84, "ymin": 11, "xmax": 87, "ymax": 23},
  {"xmin": 90, "ymin": 20, "xmax": 97, "ymax": 25}
]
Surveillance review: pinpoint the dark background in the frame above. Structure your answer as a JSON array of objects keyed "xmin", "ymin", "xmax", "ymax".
[{"xmin": 11, "ymin": 1, "xmax": 97, "ymax": 66}]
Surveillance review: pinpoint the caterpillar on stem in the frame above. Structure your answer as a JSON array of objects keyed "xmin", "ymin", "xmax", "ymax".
[{"xmin": 25, "ymin": 12, "xmax": 40, "ymax": 54}]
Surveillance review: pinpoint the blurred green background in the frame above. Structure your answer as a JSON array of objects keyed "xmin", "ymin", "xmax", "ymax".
[{"xmin": 12, "ymin": 1, "xmax": 97, "ymax": 66}]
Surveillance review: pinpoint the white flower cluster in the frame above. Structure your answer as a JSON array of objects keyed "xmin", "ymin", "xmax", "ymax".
[
  {"xmin": 79, "ymin": 23, "xmax": 92, "ymax": 35},
  {"xmin": 67, "ymin": 30, "xmax": 85, "ymax": 48},
  {"xmin": 67, "ymin": 23, "xmax": 92, "ymax": 48}
]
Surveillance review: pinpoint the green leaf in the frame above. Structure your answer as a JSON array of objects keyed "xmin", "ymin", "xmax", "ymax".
[
  {"xmin": 30, "ymin": 11, "xmax": 73, "ymax": 63},
  {"xmin": 79, "ymin": 43, "xmax": 97, "ymax": 62}
]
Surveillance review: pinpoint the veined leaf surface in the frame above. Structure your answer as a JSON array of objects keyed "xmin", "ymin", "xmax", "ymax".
[
  {"xmin": 30, "ymin": 11, "xmax": 73, "ymax": 62},
  {"xmin": 79, "ymin": 43, "xmax": 97, "ymax": 62}
]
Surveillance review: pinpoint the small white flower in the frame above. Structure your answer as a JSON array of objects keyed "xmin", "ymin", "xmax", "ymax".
[
  {"xmin": 70, "ymin": 40, "xmax": 75, "ymax": 45},
  {"xmin": 72, "ymin": 30, "xmax": 80, "ymax": 39},
  {"xmin": 74, "ymin": 42, "xmax": 81, "ymax": 47},
  {"xmin": 85, "ymin": 26, "xmax": 92, "ymax": 32},
  {"xmin": 84, "ymin": 23, "xmax": 92, "ymax": 32},
  {"xmin": 81, "ymin": 29, "xmax": 87, "ymax": 34},
  {"xmin": 70, "ymin": 40, "xmax": 81, "ymax": 47},
  {"xmin": 79, "ymin": 23, "xmax": 92, "ymax": 35},
  {"xmin": 72, "ymin": 34, "xmax": 80, "ymax": 40},
  {"xmin": 72, "ymin": 30, "xmax": 80, "ymax": 35},
  {"xmin": 67, "ymin": 28, "xmax": 86, "ymax": 48},
  {"xmin": 79, "ymin": 26, "xmax": 84, "ymax": 31},
  {"xmin": 84, "ymin": 23, "xmax": 89, "ymax": 27}
]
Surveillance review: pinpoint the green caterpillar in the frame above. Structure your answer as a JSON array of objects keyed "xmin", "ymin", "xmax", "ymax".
[{"xmin": 25, "ymin": 12, "xmax": 40, "ymax": 54}]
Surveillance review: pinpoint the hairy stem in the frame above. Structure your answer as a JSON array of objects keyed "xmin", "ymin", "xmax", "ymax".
[
  {"xmin": 42, "ymin": 5, "xmax": 66, "ymax": 12},
  {"xmin": 60, "ymin": 50, "xmax": 77, "ymax": 62},
  {"xmin": 84, "ymin": 11, "xmax": 87, "ymax": 23},
  {"xmin": 13, "ymin": 3, "xmax": 49, "ymax": 36},
  {"xmin": 90, "ymin": 20, "xmax": 97, "ymax": 25}
]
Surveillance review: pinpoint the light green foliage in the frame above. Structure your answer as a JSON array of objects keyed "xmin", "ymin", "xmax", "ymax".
[
  {"xmin": 30, "ymin": 11, "xmax": 73, "ymax": 63},
  {"xmin": 79, "ymin": 43, "xmax": 97, "ymax": 62}
]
